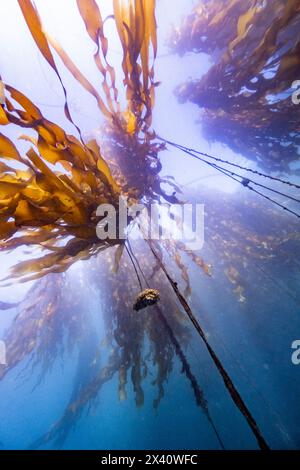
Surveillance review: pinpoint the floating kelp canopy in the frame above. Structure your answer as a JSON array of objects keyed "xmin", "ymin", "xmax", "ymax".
[
  {"xmin": 169, "ymin": 0, "xmax": 300, "ymax": 172},
  {"xmin": 0, "ymin": 0, "xmax": 299, "ymax": 450}
]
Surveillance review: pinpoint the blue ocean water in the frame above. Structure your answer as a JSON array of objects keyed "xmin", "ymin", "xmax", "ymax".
[
  {"xmin": 0, "ymin": 0, "xmax": 299, "ymax": 451},
  {"xmin": 0, "ymin": 220, "xmax": 299, "ymax": 450}
]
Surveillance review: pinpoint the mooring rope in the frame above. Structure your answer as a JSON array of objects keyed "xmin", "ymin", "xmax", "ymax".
[
  {"xmin": 206, "ymin": 162, "xmax": 300, "ymax": 219},
  {"xmin": 126, "ymin": 240, "xmax": 225, "ymax": 450},
  {"xmin": 146, "ymin": 239, "xmax": 270, "ymax": 450},
  {"xmin": 125, "ymin": 243, "xmax": 143, "ymax": 290},
  {"xmin": 157, "ymin": 136, "xmax": 300, "ymax": 219},
  {"xmin": 157, "ymin": 136, "xmax": 300, "ymax": 190}
]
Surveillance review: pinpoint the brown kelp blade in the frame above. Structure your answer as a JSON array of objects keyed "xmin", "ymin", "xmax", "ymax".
[
  {"xmin": 0, "ymin": 84, "xmax": 121, "ymax": 282},
  {"xmin": 17, "ymin": 0, "xmax": 86, "ymax": 138},
  {"xmin": 18, "ymin": 0, "xmax": 158, "ymax": 135}
]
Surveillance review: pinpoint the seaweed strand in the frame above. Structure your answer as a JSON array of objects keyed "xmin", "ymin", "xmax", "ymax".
[{"xmin": 127, "ymin": 240, "xmax": 225, "ymax": 449}]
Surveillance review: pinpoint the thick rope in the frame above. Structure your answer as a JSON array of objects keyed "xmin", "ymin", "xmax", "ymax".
[
  {"xmin": 157, "ymin": 136, "xmax": 300, "ymax": 190},
  {"xmin": 147, "ymin": 240, "xmax": 270, "ymax": 450},
  {"xmin": 126, "ymin": 240, "xmax": 225, "ymax": 449}
]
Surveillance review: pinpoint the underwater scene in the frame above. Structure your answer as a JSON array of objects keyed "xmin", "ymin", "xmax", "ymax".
[{"xmin": 0, "ymin": 0, "xmax": 300, "ymax": 453}]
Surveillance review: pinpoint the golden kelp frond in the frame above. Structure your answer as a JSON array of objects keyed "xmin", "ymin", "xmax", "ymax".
[
  {"xmin": 18, "ymin": 0, "xmax": 157, "ymax": 136},
  {"xmin": 170, "ymin": 0, "xmax": 300, "ymax": 171},
  {"xmin": 111, "ymin": 0, "xmax": 157, "ymax": 131},
  {"xmin": 0, "ymin": 84, "xmax": 121, "ymax": 282},
  {"xmin": 1, "ymin": 0, "xmax": 161, "ymax": 281},
  {"xmin": 76, "ymin": 0, "xmax": 120, "ymax": 116},
  {"xmin": 17, "ymin": 0, "xmax": 87, "ymax": 138},
  {"xmin": 77, "ymin": 0, "xmax": 157, "ymax": 132}
]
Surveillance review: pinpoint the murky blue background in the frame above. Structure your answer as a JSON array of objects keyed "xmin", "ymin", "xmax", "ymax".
[{"xmin": 0, "ymin": 0, "xmax": 299, "ymax": 450}]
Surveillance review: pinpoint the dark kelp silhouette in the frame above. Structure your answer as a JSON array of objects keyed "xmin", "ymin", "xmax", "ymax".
[
  {"xmin": 28, "ymin": 244, "xmax": 227, "ymax": 449},
  {"xmin": 0, "ymin": 273, "xmax": 94, "ymax": 385},
  {"xmin": 169, "ymin": 0, "xmax": 300, "ymax": 172}
]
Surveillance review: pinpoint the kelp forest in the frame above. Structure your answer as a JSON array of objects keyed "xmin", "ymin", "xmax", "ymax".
[{"xmin": 0, "ymin": 0, "xmax": 299, "ymax": 451}]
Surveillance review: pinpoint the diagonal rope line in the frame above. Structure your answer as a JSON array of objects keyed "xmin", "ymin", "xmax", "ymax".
[
  {"xmin": 157, "ymin": 136, "xmax": 300, "ymax": 190},
  {"xmin": 146, "ymin": 239, "xmax": 270, "ymax": 450},
  {"xmin": 157, "ymin": 136, "xmax": 300, "ymax": 219},
  {"xmin": 210, "ymin": 163, "xmax": 300, "ymax": 219},
  {"xmin": 126, "ymin": 239, "xmax": 225, "ymax": 450}
]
